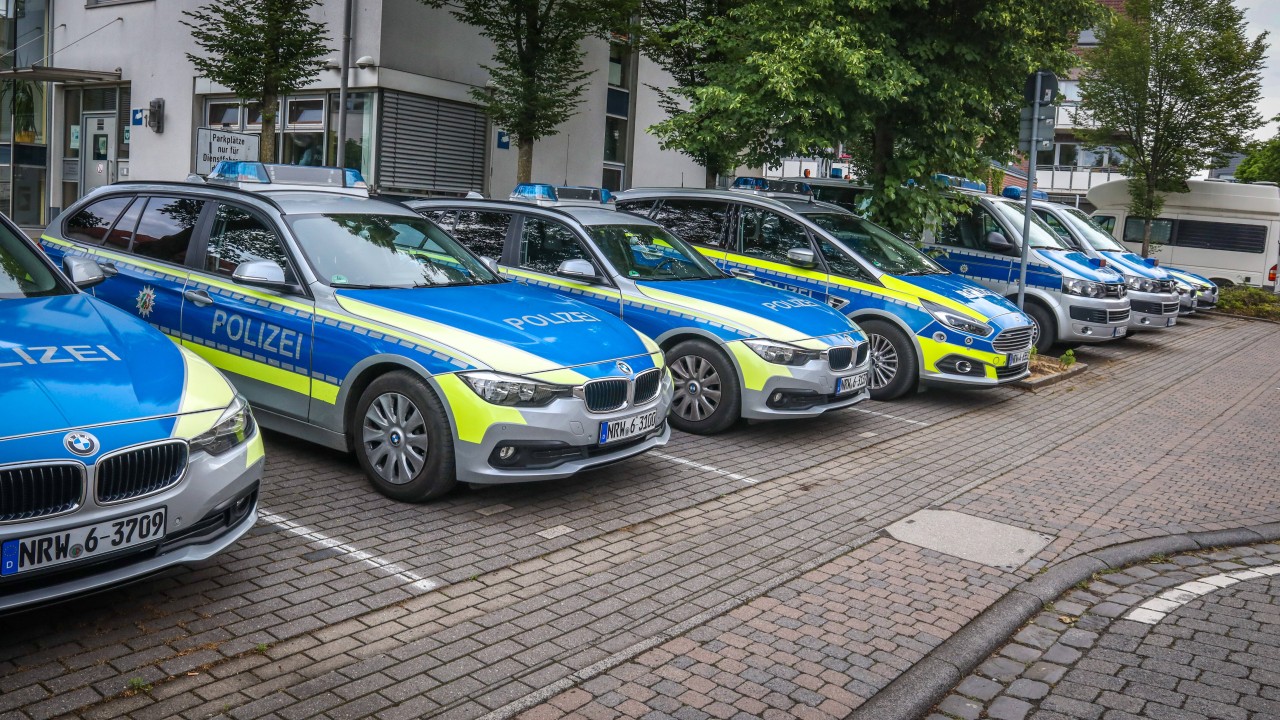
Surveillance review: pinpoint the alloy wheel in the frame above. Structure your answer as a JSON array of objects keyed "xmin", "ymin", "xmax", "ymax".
[
  {"xmin": 867, "ymin": 333, "xmax": 898, "ymax": 390},
  {"xmin": 670, "ymin": 354, "xmax": 722, "ymax": 422},
  {"xmin": 362, "ymin": 392, "xmax": 429, "ymax": 485}
]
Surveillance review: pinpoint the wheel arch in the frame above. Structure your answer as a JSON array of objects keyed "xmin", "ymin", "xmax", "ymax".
[
  {"xmin": 331, "ymin": 354, "xmax": 439, "ymax": 450},
  {"xmin": 848, "ymin": 309, "xmax": 924, "ymax": 375}
]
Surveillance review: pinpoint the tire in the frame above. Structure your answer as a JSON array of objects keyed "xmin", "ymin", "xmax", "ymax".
[
  {"xmin": 1023, "ymin": 302, "xmax": 1057, "ymax": 355},
  {"xmin": 666, "ymin": 339, "xmax": 741, "ymax": 435},
  {"xmin": 352, "ymin": 371, "xmax": 456, "ymax": 502},
  {"xmin": 860, "ymin": 319, "xmax": 919, "ymax": 401}
]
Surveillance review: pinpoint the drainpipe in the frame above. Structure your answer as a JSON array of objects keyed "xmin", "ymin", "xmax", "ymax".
[{"xmin": 335, "ymin": 0, "xmax": 353, "ymax": 168}]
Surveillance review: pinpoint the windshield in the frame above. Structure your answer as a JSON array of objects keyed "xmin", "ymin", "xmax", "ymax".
[
  {"xmin": 0, "ymin": 224, "xmax": 68, "ymax": 299},
  {"xmin": 803, "ymin": 212, "xmax": 945, "ymax": 275},
  {"xmin": 991, "ymin": 201, "xmax": 1072, "ymax": 250},
  {"xmin": 288, "ymin": 214, "xmax": 501, "ymax": 288},
  {"xmin": 587, "ymin": 224, "xmax": 725, "ymax": 281},
  {"xmin": 1062, "ymin": 208, "xmax": 1127, "ymax": 252}
]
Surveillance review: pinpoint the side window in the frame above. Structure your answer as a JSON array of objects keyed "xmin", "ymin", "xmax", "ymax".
[
  {"xmin": 419, "ymin": 209, "xmax": 455, "ymax": 230},
  {"xmin": 452, "ymin": 211, "xmax": 512, "ymax": 260},
  {"xmin": 1123, "ymin": 218, "xmax": 1174, "ymax": 245},
  {"xmin": 204, "ymin": 204, "xmax": 292, "ymax": 279},
  {"xmin": 131, "ymin": 197, "xmax": 206, "ymax": 263},
  {"xmin": 519, "ymin": 217, "xmax": 589, "ymax": 274},
  {"xmin": 616, "ymin": 198, "xmax": 657, "ymax": 218},
  {"xmin": 1093, "ymin": 215, "xmax": 1116, "ymax": 234},
  {"xmin": 1175, "ymin": 220, "xmax": 1266, "ymax": 253},
  {"xmin": 650, "ymin": 199, "xmax": 730, "ymax": 248},
  {"xmin": 935, "ymin": 207, "xmax": 996, "ymax": 250},
  {"xmin": 104, "ymin": 198, "xmax": 143, "ymax": 250},
  {"xmin": 815, "ymin": 237, "xmax": 874, "ymax": 282},
  {"xmin": 64, "ymin": 196, "xmax": 131, "ymax": 245},
  {"xmin": 738, "ymin": 207, "xmax": 812, "ymax": 264},
  {"xmin": 1035, "ymin": 211, "xmax": 1074, "ymax": 243}
]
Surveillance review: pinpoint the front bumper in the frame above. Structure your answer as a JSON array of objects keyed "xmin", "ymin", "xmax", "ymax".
[
  {"xmin": 1195, "ymin": 287, "xmax": 1218, "ymax": 310},
  {"xmin": 1127, "ymin": 291, "xmax": 1180, "ymax": 331},
  {"xmin": 728, "ymin": 342, "xmax": 871, "ymax": 419},
  {"xmin": 1062, "ymin": 296, "xmax": 1130, "ymax": 343},
  {"xmin": 0, "ymin": 431, "xmax": 263, "ymax": 613},
  {"xmin": 918, "ymin": 321, "xmax": 1035, "ymax": 388},
  {"xmin": 447, "ymin": 379, "xmax": 674, "ymax": 485}
]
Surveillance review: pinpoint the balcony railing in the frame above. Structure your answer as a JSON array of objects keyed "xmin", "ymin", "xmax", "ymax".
[{"xmin": 1035, "ymin": 165, "xmax": 1127, "ymax": 192}]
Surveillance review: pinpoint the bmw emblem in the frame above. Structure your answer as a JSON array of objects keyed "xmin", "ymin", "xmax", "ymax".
[
  {"xmin": 64, "ymin": 431, "xmax": 99, "ymax": 457},
  {"xmin": 616, "ymin": 360, "xmax": 633, "ymax": 375}
]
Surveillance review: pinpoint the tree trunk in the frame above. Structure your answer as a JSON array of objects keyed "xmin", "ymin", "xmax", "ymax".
[
  {"xmin": 870, "ymin": 121, "xmax": 894, "ymax": 188},
  {"xmin": 517, "ymin": 141, "xmax": 534, "ymax": 184},
  {"xmin": 704, "ymin": 165, "xmax": 718, "ymax": 189},
  {"xmin": 1140, "ymin": 185, "xmax": 1155, "ymax": 258},
  {"xmin": 260, "ymin": 93, "xmax": 278, "ymax": 163}
]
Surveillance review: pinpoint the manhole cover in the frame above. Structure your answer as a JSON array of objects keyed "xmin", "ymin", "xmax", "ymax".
[{"xmin": 885, "ymin": 509, "xmax": 1053, "ymax": 570}]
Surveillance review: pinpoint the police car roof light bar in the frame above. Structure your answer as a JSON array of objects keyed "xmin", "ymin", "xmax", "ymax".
[
  {"xmin": 510, "ymin": 183, "xmax": 614, "ymax": 206},
  {"xmin": 1001, "ymin": 186, "xmax": 1048, "ymax": 201},
  {"xmin": 933, "ymin": 174, "xmax": 988, "ymax": 193},
  {"xmin": 207, "ymin": 161, "xmax": 368, "ymax": 190},
  {"xmin": 729, "ymin": 177, "xmax": 814, "ymax": 199}
]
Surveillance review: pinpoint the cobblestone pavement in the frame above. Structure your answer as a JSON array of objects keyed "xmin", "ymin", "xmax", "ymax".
[
  {"xmin": 930, "ymin": 543, "xmax": 1280, "ymax": 720},
  {"xmin": 0, "ymin": 314, "xmax": 1278, "ymax": 720}
]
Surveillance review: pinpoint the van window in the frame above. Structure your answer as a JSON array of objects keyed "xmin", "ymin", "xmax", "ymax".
[
  {"xmin": 1092, "ymin": 215, "xmax": 1116, "ymax": 234},
  {"xmin": 1175, "ymin": 220, "xmax": 1266, "ymax": 254},
  {"xmin": 1123, "ymin": 218, "xmax": 1174, "ymax": 246},
  {"xmin": 650, "ymin": 199, "xmax": 730, "ymax": 248},
  {"xmin": 65, "ymin": 196, "xmax": 131, "ymax": 245},
  {"xmin": 1035, "ymin": 211, "xmax": 1073, "ymax": 242},
  {"xmin": 934, "ymin": 206, "xmax": 1002, "ymax": 250}
]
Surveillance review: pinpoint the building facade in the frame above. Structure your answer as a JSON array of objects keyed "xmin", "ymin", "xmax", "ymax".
[{"xmin": 4, "ymin": 0, "xmax": 706, "ymax": 229}]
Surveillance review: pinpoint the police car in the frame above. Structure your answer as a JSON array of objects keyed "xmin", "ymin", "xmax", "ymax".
[
  {"xmin": 407, "ymin": 185, "xmax": 870, "ymax": 435},
  {"xmin": 1031, "ymin": 199, "xmax": 1181, "ymax": 331},
  {"xmin": 1, "ymin": 218, "xmax": 261, "ymax": 611},
  {"xmin": 41, "ymin": 172, "xmax": 672, "ymax": 502},
  {"xmin": 615, "ymin": 180, "xmax": 1037, "ymax": 400},
  {"xmin": 1165, "ymin": 267, "xmax": 1219, "ymax": 314}
]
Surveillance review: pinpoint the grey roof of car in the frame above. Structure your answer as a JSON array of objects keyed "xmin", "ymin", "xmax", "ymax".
[
  {"xmin": 405, "ymin": 197, "xmax": 660, "ymax": 228},
  {"xmin": 259, "ymin": 191, "xmax": 417, "ymax": 216},
  {"xmin": 617, "ymin": 187, "xmax": 849, "ymax": 215}
]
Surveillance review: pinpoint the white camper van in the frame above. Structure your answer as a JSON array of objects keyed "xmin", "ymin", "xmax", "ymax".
[{"xmin": 1087, "ymin": 179, "xmax": 1280, "ymax": 290}]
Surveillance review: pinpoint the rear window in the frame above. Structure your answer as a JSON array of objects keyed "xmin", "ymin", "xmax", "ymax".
[{"xmin": 64, "ymin": 196, "xmax": 131, "ymax": 245}]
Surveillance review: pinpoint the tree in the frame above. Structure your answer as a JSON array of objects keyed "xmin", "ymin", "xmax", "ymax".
[
  {"xmin": 649, "ymin": 0, "xmax": 1104, "ymax": 234},
  {"xmin": 423, "ymin": 0, "xmax": 636, "ymax": 183},
  {"xmin": 183, "ymin": 0, "xmax": 331, "ymax": 164},
  {"xmin": 1077, "ymin": 0, "xmax": 1267, "ymax": 256},
  {"xmin": 1235, "ymin": 124, "xmax": 1280, "ymax": 184}
]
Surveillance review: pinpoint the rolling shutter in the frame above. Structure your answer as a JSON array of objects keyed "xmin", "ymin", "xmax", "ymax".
[{"xmin": 378, "ymin": 91, "xmax": 487, "ymax": 194}]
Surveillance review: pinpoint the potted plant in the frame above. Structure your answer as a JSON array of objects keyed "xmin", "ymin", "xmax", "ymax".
[{"xmin": 4, "ymin": 80, "xmax": 42, "ymax": 143}]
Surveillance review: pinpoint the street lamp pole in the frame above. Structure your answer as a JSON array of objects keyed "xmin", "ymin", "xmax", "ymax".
[{"xmin": 335, "ymin": 0, "xmax": 353, "ymax": 169}]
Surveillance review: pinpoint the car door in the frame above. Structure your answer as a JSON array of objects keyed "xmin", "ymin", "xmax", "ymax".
[
  {"xmin": 181, "ymin": 201, "xmax": 314, "ymax": 420},
  {"xmin": 510, "ymin": 214, "xmax": 624, "ymax": 317},
  {"xmin": 728, "ymin": 204, "xmax": 831, "ymax": 305},
  {"xmin": 928, "ymin": 204, "xmax": 1015, "ymax": 290}
]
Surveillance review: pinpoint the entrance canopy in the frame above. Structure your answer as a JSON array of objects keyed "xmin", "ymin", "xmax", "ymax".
[{"xmin": 0, "ymin": 65, "xmax": 122, "ymax": 84}]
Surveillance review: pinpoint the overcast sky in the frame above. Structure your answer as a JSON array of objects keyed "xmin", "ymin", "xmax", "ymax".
[{"xmin": 1238, "ymin": 0, "xmax": 1279, "ymax": 139}]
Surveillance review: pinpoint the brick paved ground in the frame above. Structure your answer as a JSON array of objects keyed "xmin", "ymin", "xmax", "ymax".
[
  {"xmin": 929, "ymin": 543, "xmax": 1280, "ymax": 720},
  {"xmin": 0, "ymin": 314, "xmax": 1277, "ymax": 720}
]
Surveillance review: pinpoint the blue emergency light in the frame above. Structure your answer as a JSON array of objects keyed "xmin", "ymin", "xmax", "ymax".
[
  {"xmin": 510, "ymin": 183, "xmax": 613, "ymax": 205},
  {"xmin": 1001, "ymin": 186, "xmax": 1048, "ymax": 201},
  {"xmin": 208, "ymin": 161, "xmax": 367, "ymax": 189},
  {"xmin": 730, "ymin": 177, "xmax": 813, "ymax": 196},
  {"xmin": 933, "ymin": 174, "xmax": 987, "ymax": 192}
]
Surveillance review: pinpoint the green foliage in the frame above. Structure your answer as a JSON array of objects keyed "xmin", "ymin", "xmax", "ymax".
[
  {"xmin": 1236, "ymin": 128, "xmax": 1280, "ymax": 184},
  {"xmin": 182, "ymin": 0, "xmax": 331, "ymax": 163},
  {"xmin": 125, "ymin": 677, "xmax": 152, "ymax": 694},
  {"xmin": 1077, "ymin": 0, "xmax": 1268, "ymax": 256},
  {"xmin": 1058, "ymin": 348, "xmax": 1076, "ymax": 368},
  {"xmin": 649, "ymin": 0, "xmax": 1103, "ymax": 233},
  {"xmin": 1216, "ymin": 285, "xmax": 1280, "ymax": 320},
  {"xmin": 422, "ymin": 0, "xmax": 635, "ymax": 181}
]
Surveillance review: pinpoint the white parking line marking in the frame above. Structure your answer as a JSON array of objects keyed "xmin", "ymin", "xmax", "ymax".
[
  {"xmin": 1124, "ymin": 563, "xmax": 1280, "ymax": 624},
  {"xmin": 650, "ymin": 451, "xmax": 758, "ymax": 484},
  {"xmin": 850, "ymin": 407, "xmax": 932, "ymax": 426},
  {"xmin": 259, "ymin": 511, "xmax": 439, "ymax": 592}
]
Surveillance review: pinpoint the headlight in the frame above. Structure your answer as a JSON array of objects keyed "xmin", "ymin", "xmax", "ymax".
[
  {"xmin": 460, "ymin": 371, "xmax": 573, "ymax": 406},
  {"xmin": 1123, "ymin": 275, "xmax": 1158, "ymax": 293},
  {"xmin": 743, "ymin": 339, "xmax": 821, "ymax": 366},
  {"xmin": 1062, "ymin": 278, "xmax": 1106, "ymax": 298},
  {"xmin": 921, "ymin": 299, "xmax": 992, "ymax": 336},
  {"xmin": 190, "ymin": 395, "xmax": 254, "ymax": 456}
]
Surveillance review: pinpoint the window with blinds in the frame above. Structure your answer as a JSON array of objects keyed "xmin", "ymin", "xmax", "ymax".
[{"xmin": 378, "ymin": 91, "xmax": 488, "ymax": 195}]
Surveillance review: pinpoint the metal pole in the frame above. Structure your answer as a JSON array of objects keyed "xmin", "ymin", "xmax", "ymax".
[
  {"xmin": 335, "ymin": 0, "xmax": 353, "ymax": 168},
  {"xmin": 1016, "ymin": 72, "xmax": 1042, "ymax": 310}
]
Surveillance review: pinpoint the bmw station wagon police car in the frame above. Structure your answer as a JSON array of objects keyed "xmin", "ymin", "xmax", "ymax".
[
  {"xmin": 407, "ymin": 186, "xmax": 871, "ymax": 435},
  {"xmin": 615, "ymin": 180, "xmax": 1037, "ymax": 400},
  {"xmin": 41, "ymin": 172, "xmax": 672, "ymax": 502},
  {"xmin": 1, "ymin": 218, "xmax": 261, "ymax": 611},
  {"xmin": 1031, "ymin": 199, "xmax": 1181, "ymax": 331}
]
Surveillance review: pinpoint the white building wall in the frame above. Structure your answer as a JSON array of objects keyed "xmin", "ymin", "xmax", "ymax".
[{"xmin": 630, "ymin": 58, "xmax": 708, "ymax": 188}]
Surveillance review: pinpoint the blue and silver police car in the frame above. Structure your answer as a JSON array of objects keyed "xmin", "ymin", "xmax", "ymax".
[
  {"xmin": 408, "ymin": 186, "xmax": 871, "ymax": 435},
  {"xmin": 1, "ymin": 217, "xmax": 261, "ymax": 611},
  {"xmin": 41, "ymin": 173, "xmax": 672, "ymax": 503}
]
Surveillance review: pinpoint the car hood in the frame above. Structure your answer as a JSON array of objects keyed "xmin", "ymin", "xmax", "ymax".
[
  {"xmin": 333, "ymin": 282, "xmax": 655, "ymax": 374},
  {"xmin": 633, "ymin": 278, "xmax": 859, "ymax": 343},
  {"xmin": 0, "ymin": 294, "xmax": 221, "ymax": 443},
  {"xmin": 1165, "ymin": 267, "xmax": 1217, "ymax": 289},
  {"xmin": 1037, "ymin": 249, "xmax": 1124, "ymax": 283},
  {"xmin": 881, "ymin": 273, "xmax": 1029, "ymax": 322},
  {"xmin": 1100, "ymin": 251, "xmax": 1170, "ymax": 279}
]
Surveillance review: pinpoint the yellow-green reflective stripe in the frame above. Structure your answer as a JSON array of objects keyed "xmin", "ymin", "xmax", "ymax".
[
  {"xmin": 916, "ymin": 335, "xmax": 1005, "ymax": 371},
  {"xmin": 823, "ymin": 273, "xmax": 921, "ymax": 307},
  {"xmin": 502, "ymin": 267, "xmax": 619, "ymax": 299},
  {"xmin": 434, "ymin": 373, "xmax": 526, "ymax": 444},
  {"xmin": 246, "ymin": 432, "xmax": 265, "ymax": 468},
  {"xmin": 636, "ymin": 286, "xmax": 806, "ymax": 342},
  {"xmin": 181, "ymin": 339, "xmax": 314, "ymax": 398},
  {"xmin": 878, "ymin": 276, "xmax": 989, "ymax": 321},
  {"xmin": 311, "ymin": 382, "xmax": 340, "ymax": 404},
  {"xmin": 727, "ymin": 340, "xmax": 791, "ymax": 391},
  {"xmin": 335, "ymin": 295, "xmax": 570, "ymax": 376},
  {"xmin": 171, "ymin": 346, "xmax": 236, "ymax": 439}
]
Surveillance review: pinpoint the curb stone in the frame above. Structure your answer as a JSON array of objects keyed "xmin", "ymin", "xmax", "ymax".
[
  {"xmin": 1009, "ymin": 361, "xmax": 1087, "ymax": 391},
  {"xmin": 845, "ymin": 523, "xmax": 1280, "ymax": 720},
  {"xmin": 1202, "ymin": 309, "xmax": 1280, "ymax": 325}
]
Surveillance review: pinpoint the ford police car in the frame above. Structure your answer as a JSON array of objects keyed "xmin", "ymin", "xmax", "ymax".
[
  {"xmin": 615, "ymin": 181, "xmax": 1037, "ymax": 400},
  {"xmin": 408, "ymin": 187, "xmax": 871, "ymax": 435},
  {"xmin": 41, "ymin": 175, "xmax": 672, "ymax": 502},
  {"xmin": 1, "ymin": 218, "xmax": 261, "ymax": 611}
]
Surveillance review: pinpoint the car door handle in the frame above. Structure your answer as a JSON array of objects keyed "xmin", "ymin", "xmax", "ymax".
[
  {"xmin": 184, "ymin": 289, "xmax": 213, "ymax": 307},
  {"xmin": 730, "ymin": 268, "xmax": 755, "ymax": 279},
  {"xmin": 99, "ymin": 262, "xmax": 119, "ymax": 277}
]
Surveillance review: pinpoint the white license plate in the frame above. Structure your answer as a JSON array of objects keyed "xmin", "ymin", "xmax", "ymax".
[
  {"xmin": 1, "ymin": 507, "xmax": 167, "ymax": 577},
  {"xmin": 1114, "ymin": 325, "xmax": 1127, "ymax": 337},
  {"xmin": 599, "ymin": 410, "xmax": 660, "ymax": 445},
  {"xmin": 1007, "ymin": 350, "xmax": 1030, "ymax": 367},
  {"xmin": 836, "ymin": 372, "xmax": 869, "ymax": 395}
]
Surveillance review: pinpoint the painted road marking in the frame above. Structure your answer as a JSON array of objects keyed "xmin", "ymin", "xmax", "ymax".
[
  {"xmin": 850, "ymin": 407, "xmax": 932, "ymax": 426},
  {"xmin": 651, "ymin": 451, "xmax": 759, "ymax": 484},
  {"xmin": 1124, "ymin": 564, "xmax": 1280, "ymax": 624},
  {"xmin": 260, "ymin": 511, "xmax": 439, "ymax": 592}
]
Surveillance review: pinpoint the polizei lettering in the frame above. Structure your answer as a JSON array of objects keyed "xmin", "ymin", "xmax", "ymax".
[
  {"xmin": 503, "ymin": 311, "xmax": 600, "ymax": 330},
  {"xmin": 0, "ymin": 345, "xmax": 123, "ymax": 368},
  {"xmin": 211, "ymin": 310, "xmax": 304, "ymax": 359},
  {"xmin": 762, "ymin": 297, "xmax": 821, "ymax": 312}
]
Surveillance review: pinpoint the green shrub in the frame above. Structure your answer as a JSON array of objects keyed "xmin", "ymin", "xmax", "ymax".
[{"xmin": 1216, "ymin": 285, "xmax": 1280, "ymax": 320}]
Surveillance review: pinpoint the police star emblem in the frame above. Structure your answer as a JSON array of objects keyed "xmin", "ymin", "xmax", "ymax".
[{"xmin": 135, "ymin": 286, "xmax": 157, "ymax": 318}]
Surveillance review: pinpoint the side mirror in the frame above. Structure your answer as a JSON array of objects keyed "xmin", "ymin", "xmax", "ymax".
[
  {"xmin": 786, "ymin": 247, "xmax": 817, "ymax": 269},
  {"xmin": 63, "ymin": 256, "xmax": 105, "ymax": 289},
  {"xmin": 985, "ymin": 232, "xmax": 1013, "ymax": 253},
  {"xmin": 232, "ymin": 259, "xmax": 289, "ymax": 288},
  {"xmin": 557, "ymin": 258, "xmax": 600, "ymax": 282},
  {"xmin": 481, "ymin": 256, "xmax": 501, "ymax": 274}
]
